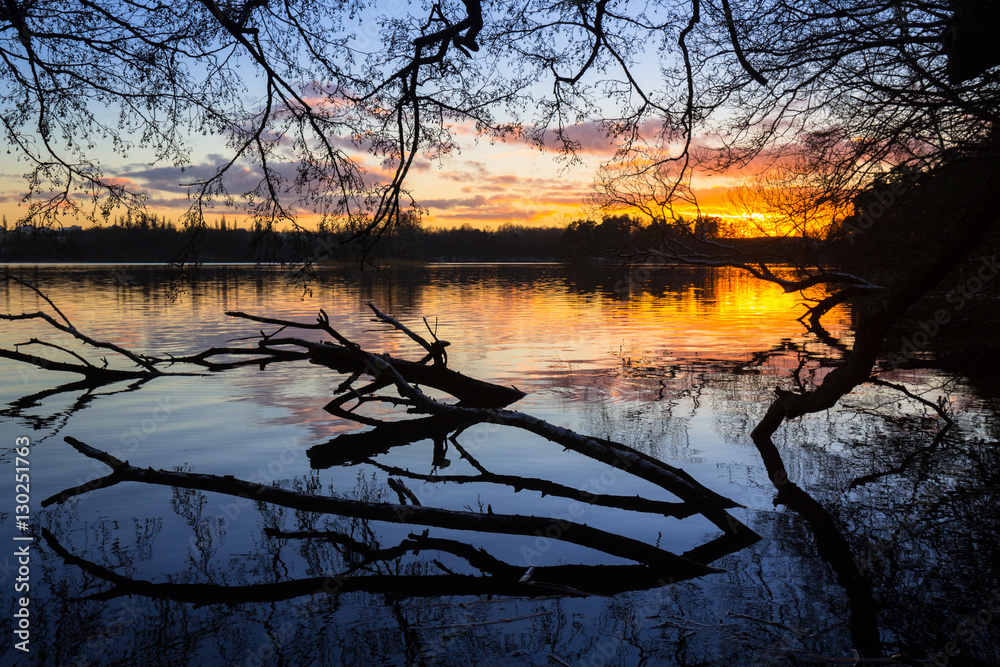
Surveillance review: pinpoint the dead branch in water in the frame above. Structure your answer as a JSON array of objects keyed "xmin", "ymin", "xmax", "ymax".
[
  {"xmin": 367, "ymin": 301, "xmax": 450, "ymax": 365},
  {"xmin": 1, "ymin": 274, "xmax": 522, "ymax": 407},
  {"xmin": 214, "ymin": 307, "xmax": 758, "ymax": 550},
  {"xmin": 5, "ymin": 280, "xmax": 760, "ymax": 596},
  {"xmin": 45, "ymin": 436, "xmax": 722, "ymax": 577},
  {"xmin": 222, "ymin": 309, "xmax": 524, "ymax": 408},
  {"xmin": 2, "ymin": 270, "xmax": 161, "ymax": 374},
  {"xmin": 41, "ymin": 527, "xmax": 695, "ymax": 602}
]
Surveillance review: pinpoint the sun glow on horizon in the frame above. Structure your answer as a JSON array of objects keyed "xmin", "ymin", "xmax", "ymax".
[{"xmin": 0, "ymin": 122, "xmax": 842, "ymax": 239}]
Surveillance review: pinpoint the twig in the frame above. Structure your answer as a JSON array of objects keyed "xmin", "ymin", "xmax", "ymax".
[
  {"xmin": 20, "ymin": 338, "xmax": 95, "ymax": 368},
  {"xmin": 226, "ymin": 310, "xmax": 324, "ymax": 329},
  {"xmin": 450, "ymin": 438, "xmax": 491, "ymax": 475},
  {"xmin": 3, "ymin": 270, "xmax": 73, "ymax": 327},
  {"xmin": 368, "ymin": 302, "xmax": 449, "ymax": 365},
  {"xmin": 366, "ymin": 459, "xmax": 695, "ymax": 519},
  {"xmin": 423, "ymin": 316, "xmax": 439, "ymax": 342},
  {"xmin": 432, "ymin": 560, "xmax": 455, "ymax": 575},
  {"xmin": 1, "ymin": 273, "xmax": 160, "ymax": 373},
  {"xmin": 866, "ymin": 377, "xmax": 954, "ymax": 425},
  {"xmin": 1, "ymin": 310, "xmax": 159, "ymax": 373}
]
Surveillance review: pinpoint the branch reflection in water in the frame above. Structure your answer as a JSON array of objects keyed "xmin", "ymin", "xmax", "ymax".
[{"xmin": 1, "ymin": 264, "xmax": 998, "ymax": 665}]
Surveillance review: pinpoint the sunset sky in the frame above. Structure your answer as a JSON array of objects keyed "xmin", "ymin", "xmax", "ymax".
[
  {"xmin": 0, "ymin": 0, "xmax": 765, "ymax": 234},
  {"xmin": 0, "ymin": 120, "xmax": 747, "ymax": 231}
]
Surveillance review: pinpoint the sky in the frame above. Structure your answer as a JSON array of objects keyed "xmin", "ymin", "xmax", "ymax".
[
  {"xmin": 0, "ymin": 119, "xmax": 749, "ymax": 232},
  {"xmin": 0, "ymin": 2, "xmax": 753, "ymax": 234}
]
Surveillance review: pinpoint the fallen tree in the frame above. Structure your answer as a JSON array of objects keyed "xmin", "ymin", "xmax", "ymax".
[
  {"xmin": 1, "ymin": 279, "xmax": 760, "ymax": 598},
  {"xmin": 0, "ymin": 272, "xmax": 524, "ymax": 408}
]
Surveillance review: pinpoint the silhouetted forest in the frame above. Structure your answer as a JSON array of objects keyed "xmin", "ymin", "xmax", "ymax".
[
  {"xmin": 6, "ymin": 184, "xmax": 997, "ymax": 270},
  {"xmin": 2, "ymin": 214, "xmax": 821, "ymax": 264},
  {"xmin": 0, "ymin": 216, "xmax": 572, "ymax": 263}
]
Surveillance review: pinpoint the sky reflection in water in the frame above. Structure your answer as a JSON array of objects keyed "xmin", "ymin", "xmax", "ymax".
[{"xmin": 0, "ymin": 264, "xmax": 997, "ymax": 666}]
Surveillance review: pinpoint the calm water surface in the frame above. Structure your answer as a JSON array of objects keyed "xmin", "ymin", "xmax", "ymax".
[{"xmin": 0, "ymin": 264, "xmax": 997, "ymax": 666}]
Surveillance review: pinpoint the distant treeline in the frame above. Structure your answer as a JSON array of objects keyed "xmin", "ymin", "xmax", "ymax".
[
  {"xmin": 1, "ymin": 217, "xmax": 261, "ymax": 263},
  {"xmin": 0, "ymin": 216, "xmax": 570, "ymax": 263},
  {"xmin": 1, "ymin": 213, "xmax": 814, "ymax": 264}
]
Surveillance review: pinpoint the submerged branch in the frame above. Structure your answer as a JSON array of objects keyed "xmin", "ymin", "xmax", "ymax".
[
  {"xmin": 750, "ymin": 428, "xmax": 882, "ymax": 657},
  {"xmin": 42, "ymin": 527, "xmax": 692, "ymax": 602},
  {"xmin": 0, "ymin": 309, "xmax": 160, "ymax": 373},
  {"xmin": 0, "ymin": 347, "xmax": 152, "ymax": 383},
  {"xmin": 745, "ymin": 177, "xmax": 1000, "ymax": 659},
  {"xmin": 16, "ymin": 295, "xmax": 760, "ymax": 592},
  {"xmin": 46, "ymin": 436, "xmax": 722, "ymax": 577},
  {"xmin": 366, "ymin": 458, "xmax": 697, "ymax": 519}
]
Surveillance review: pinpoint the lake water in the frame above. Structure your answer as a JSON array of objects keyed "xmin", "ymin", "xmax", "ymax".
[{"xmin": 1, "ymin": 264, "xmax": 998, "ymax": 666}]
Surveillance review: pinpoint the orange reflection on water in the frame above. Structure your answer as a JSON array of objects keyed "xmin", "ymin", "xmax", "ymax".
[
  {"xmin": 208, "ymin": 264, "xmax": 851, "ymax": 363},
  {"xmin": 0, "ymin": 264, "xmax": 851, "ymax": 416}
]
